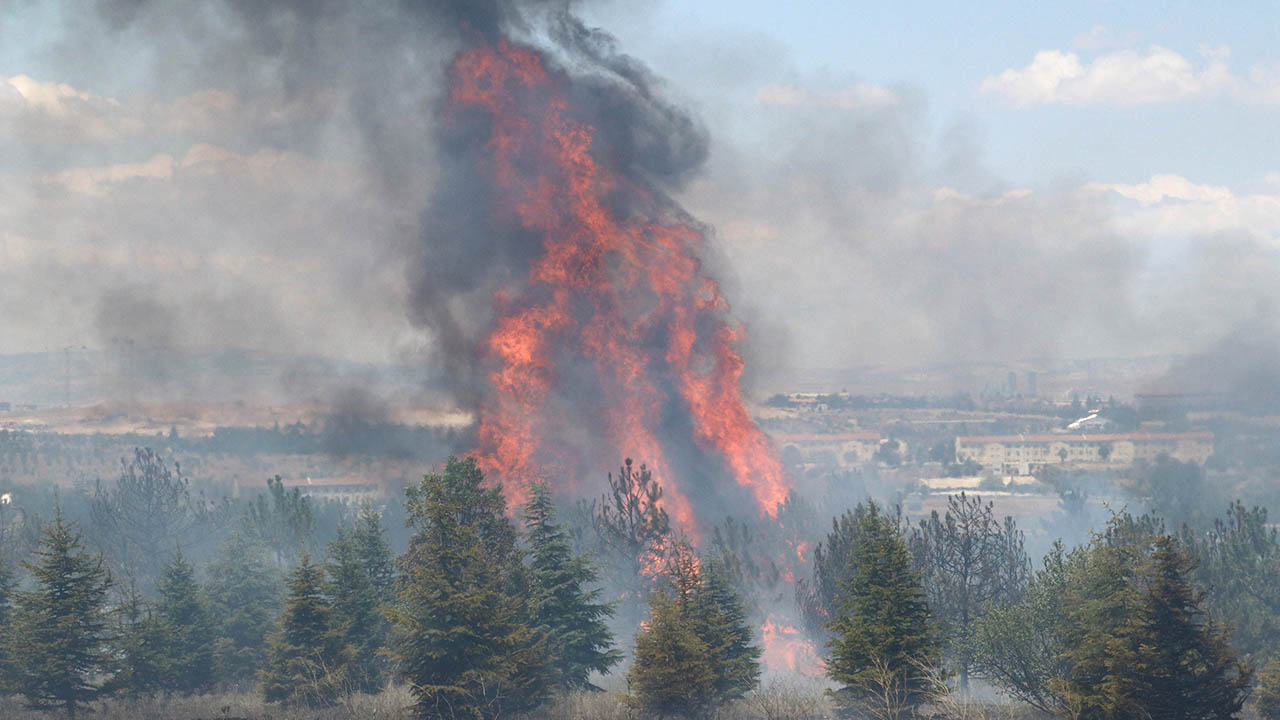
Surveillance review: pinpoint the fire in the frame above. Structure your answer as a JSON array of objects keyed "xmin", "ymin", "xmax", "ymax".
[
  {"xmin": 451, "ymin": 39, "xmax": 788, "ymax": 525},
  {"xmin": 761, "ymin": 614, "xmax": 825, "ymax": 677}
]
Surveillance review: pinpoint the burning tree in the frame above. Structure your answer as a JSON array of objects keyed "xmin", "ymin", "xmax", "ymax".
[
  {"xmin": 629, "ymin": 541, "xmax": 760, "ymax": 716},
  {"xmin": 591, "ymin": 458, "xmax": 672, "ymax": 616}
]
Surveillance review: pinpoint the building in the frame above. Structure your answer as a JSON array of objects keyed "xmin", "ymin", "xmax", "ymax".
[
  {"xmin": 774, "ymin": 432, "xmax": 888, "ymax": 467},
  {"xmin": 279, "ymin": 476, "xmax": 382, "ymax": 504},
  {"xmin": 955, "ymin": 431, "xmax": 1214, "ymax": 474}
]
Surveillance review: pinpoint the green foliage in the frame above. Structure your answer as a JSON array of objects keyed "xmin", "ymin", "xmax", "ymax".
[
  {"xmin": 0, "ymin": 557, "xmax": 14, "ymax": 693},
  {"xmin": 387, "ymin": 456, "xmax": 551, "ymax": 719},
  {"xmin": 5, "ymin": 510, "xmax": 113, "ymax": 717},
  {"xmin": 629, "ymin": 592, "xmax": 717, "ymax": 718},
  {"xmin": 523, "ymin": 483, "xmax": 621, "ymax": 691},
  {"xmin": 1254, "ymin": 658, "xmax": 1280, "ymax": 719},
  {"xmin": 909, "ymin": 492, "xmax": 1030, "ymax": 687},
  {"xmin": 689, "ymin": 556, "xmax": 762, "ymax": 702},
  {"xmin": 90, "ymin": 448, "xmax": 224, "ymax": 590},
  {"xmin": 259, "ymin": 554, "xmax": 349, "ymax": 708},
  {"xmin": 1117, "ymin": 535, "xmax": 1250, "ymax": 719},
  {"xmin": 106, "ymin": 586, "xmax": 167, "ymax": 698},
  {"xmin": 1047, "ymin": 517, "xmax": 1251, "ymax": 720},
  {"xmin": 1184, "ymin": 501, "xmax": 1280, "ymax": 663},
  {"xmin": 628, "ymin": 543, "xmax": 761, "ymax": 717},
  {"xmin": 325, "ymin": 518, "xmax": 390, "ymax": 694},
  {"xmin": 825, "ymin": 501, "xmax": 940, "ymax": 718},
  {"xmin": 241, "ymin": 475, "xmax": 316, "ymax": 564},
  {"xmin": 592, "ymin": 458, "xmax": 672, "ymax": 628},
  {"xmin": 972, "ymin": 542, "xmax": 1077, "ymax": 714},
  {"xmin": 353, "ymin": 501, "xmax": 397, "ymax": 598},
  {"xmin": 797, "ymin": 502, "xmax": 880, "ymax": 639},
  {"xmin": 154, "ymin": 547, "xmax": 215, "ymax": 695},
  {"xmin": 203, "ymin": 532, "xmax": 282, "ymax": 688}
]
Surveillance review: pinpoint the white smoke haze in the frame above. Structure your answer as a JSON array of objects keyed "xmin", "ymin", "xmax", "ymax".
[{"xmin": 0, "ymin": 0, "xmax": 1276, "ymax": 404}]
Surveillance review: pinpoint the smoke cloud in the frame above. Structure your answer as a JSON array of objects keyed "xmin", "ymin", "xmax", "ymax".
[{"xmin": 0, "ymin": 0, "xmax": 1276, "ymax": 410}]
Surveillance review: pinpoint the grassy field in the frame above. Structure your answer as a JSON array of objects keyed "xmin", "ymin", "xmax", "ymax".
[
  {"xmin": 0, "ymin": 683, "xmax": 838, "ymax": 720},
  {"xmin": 0, "ymin": 683, "xmax": 1073, "ymax": 719}
]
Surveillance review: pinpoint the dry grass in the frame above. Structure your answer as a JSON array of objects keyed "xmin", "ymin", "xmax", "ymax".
[
  {"xmin": 0, "ymin": 685, "xmax": 1048, "ymax": 719},
  {"xmin": 0, "ymin": 686, "xmax": 415, "ymax": 720}
]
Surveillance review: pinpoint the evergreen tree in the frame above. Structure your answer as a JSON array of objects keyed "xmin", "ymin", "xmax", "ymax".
[
  {"xmin": 0, "ymin": 556, "xmax": 15, "ymax": 693},
  {"xmin": 5, "ymin": 510, "xmax": 113, "ymax": 717},
  {"xmin": 259, "ymin": 554, "xmax": 349, "ymax": 708},
  {"xmin": 242, "ymin": 475, "xmax": 315, "ymax": 565},
  {"xmin": 204, "ymin": 532, "xmax": 282, "ymax": 688},
  {"xmin": 690, "ymin": 556, "xmax": 761, "ymax": 702},
  {"xmin": 592, "ymin": 458, "xmax": 672, "ymax": 628},
  {"xmin": 629, "ymin": 592, "xmax": 716, "ymax": 718},
  {"xmin": 1053, "ymin": 514, "xmax": 1158, "ymax": 718},
  {"xmin": 826, "ymin": 501, "xmax": 940, "ymax": 719},
  {"xmin": 106, "ymin": 586, "xmax": 167, "ymax": 698},
  {"xmin": 326, "ymin": 523, "xmax": 385, "ymax": 694},
  {"xmin": 90, "ymin": 448, "xmax": 224, "ymax": 590},
  {"xmin": 154, "ymin": 547, "xmax": 214, "ymax": 695},
  {"xmin": 1254, "ymin": 658, "xmax": 1280, "ymax": 719},
  {"xmin": 353, "ymin": 501, "xmax": 396, "ymax": 598},
  {"xmin": 628, "ymin": 542, "xmax": 760, "ymax": 716},
  {"xmin": 797, "ymin": 502, "xmax": 879, "ymax": 639},
  {"xmin": 523, "ymin": 482, "xmax": 621, "ymax": 690},
  {"xmin": 386, "ymin": 456, "xmax": 551, "ymax": 719},
  {"xmin": 973, "ymin": 542, "xmax": 1077, "ymax": 714},
  {"xmin": 1119, "ymin": 535, "xmax": 1250, "ymax": 719}
]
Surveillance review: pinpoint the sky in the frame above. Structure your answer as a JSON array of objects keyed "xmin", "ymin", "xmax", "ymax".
[{"xmin": 0, "ymin": 0, "xmax": 1277, "ymax": 389}]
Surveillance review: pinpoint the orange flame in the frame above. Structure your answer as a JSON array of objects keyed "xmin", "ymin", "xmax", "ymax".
[
  {"xmin": 451, "ymin": 40, "xmax": 788, "ymax": 525},
  {"xmin": 760, "ymin": 614, "xmax": 825, "ymax": 677}
]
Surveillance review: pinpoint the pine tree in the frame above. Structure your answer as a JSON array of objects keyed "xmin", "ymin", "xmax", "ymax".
[
  {"xmin": 204, "ymin": 531, "xmax": 282, "ymax": 688},
  {"xmin": 629, "ymin": 592, "xmax": 717, "ymax": 718},
  {"xmin": 1254, "ymin": 658, "xmax": 1280, "ymax": 719},
  {"xmin": 259, "ymin": 553, "xmax": 349, "ymax": 707},
  {"xmin": 910, "ymin": 492, "xmax": 1030, "ymax": 688},
  {"xmin": 353, "ymin": 501, "xmax": 396, "ymax": 598},
  {"xmin": 1120, "ymin": 535, "xmax": 1250, "ymax": 720},
  {"xmin": 106, "ymin": 586, "xmax": 167, "ymax": 698},
  {"xmin": 386, "ymin": 456, "xmax": 551, "ymax": 719},
  {"xmin": 154, "ymin": 547, "xmax": 214, "ymax": 695},
  {"xmin": 0, "ymin": 556, "xmax": 15, "ymax": 693},
  {"xmin": 326, "ymin": 523, "xmax": 385, "ymax": 694},
  {"xmin": 690, "ymin": 556, "xmax": 761, "ymax": 702},
  {"xmin": 1054, "ymin": 515, "xmax": 1156, "ymax": 718},
  {"xmin": 6, "ymin": 510, "xmax": 113, "ymax": 717},
  {"xmin": 826, "ymin": 501, "xmax": 940, "ymax": 719},
  {"xmin": 523, "ymin": 482, "xmax": 621, "ymax": 690},
  {"xmin": 628, "ymin": 542, "xmax": 761, "ymax": 716}
]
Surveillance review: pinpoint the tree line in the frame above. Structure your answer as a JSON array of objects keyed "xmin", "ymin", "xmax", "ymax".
[{"xmin": 3, "ymin": 448, "xmax": 1280, "ymax": 718}]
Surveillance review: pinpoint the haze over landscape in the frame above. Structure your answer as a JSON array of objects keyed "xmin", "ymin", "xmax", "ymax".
[{"xmin": 1, "ymin": 2, "xmax": 1279, "ymax": 719}]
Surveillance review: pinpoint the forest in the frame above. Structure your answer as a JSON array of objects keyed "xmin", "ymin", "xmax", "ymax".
[{"xmin": 0, "ymin": 447, "xmax": 1276, "ymax": 719}]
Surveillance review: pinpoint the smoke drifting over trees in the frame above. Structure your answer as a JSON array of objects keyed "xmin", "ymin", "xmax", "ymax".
[{"xmin": 0, "ymin": 0, "xmax": 1273, "ymax": 411}]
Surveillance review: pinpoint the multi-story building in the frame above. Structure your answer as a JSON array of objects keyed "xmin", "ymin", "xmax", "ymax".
[
  {"xmin": 955, "ymin": 431, "xmax": 1214, "ymax": 474},
  {"xmin": 773, "ymin": 432, "xmax": 889, "ymax": 467}
]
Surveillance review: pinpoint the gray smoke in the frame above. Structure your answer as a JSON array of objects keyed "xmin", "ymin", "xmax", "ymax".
[{"xmin": 2, "ymin": 0, "xmax": 1276, "ymax": 411}]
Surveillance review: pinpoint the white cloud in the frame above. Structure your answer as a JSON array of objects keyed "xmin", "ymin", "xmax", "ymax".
[
  {"xmin": 756, "ymin": 82, "xmax": 899, "ymax": 109},
  {"xmin": 42, "ymin": 154, "xmax": 175, "ymax": 196},
  {"xmin": 1, "ymin": 74, "xmax": 137, "ymax": 140},
  {"xmin": 1086, "ymin": 174, "xmax": 1280, "ymax": 240},
  {"xmin": 981, "ymin": 45, "xmax": 1280, "ymax": 106},
  {"xmin": 5, "ymin": 74, "xmax": 117, "ymax": 115}
]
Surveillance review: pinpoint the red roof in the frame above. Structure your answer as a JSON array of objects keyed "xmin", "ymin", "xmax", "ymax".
[{"xmin": 956, "ymin": 431, "xmax": 1213, "ymax": 444}]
